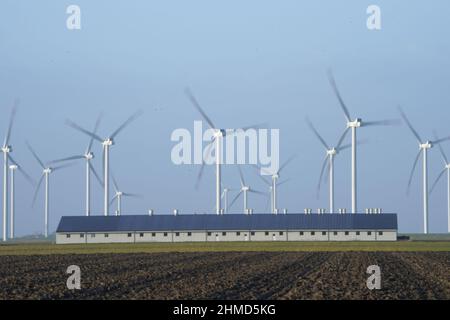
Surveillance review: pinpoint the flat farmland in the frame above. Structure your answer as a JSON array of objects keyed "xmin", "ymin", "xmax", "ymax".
[{"xmin": 0, "ymin": 251, "xmax": 448, "ymax": 299}]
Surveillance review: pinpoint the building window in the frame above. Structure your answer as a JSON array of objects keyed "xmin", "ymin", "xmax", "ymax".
[
  {"xmin": 151, "ymin": 232, "xmax": 156, "ymax": 237},
  {"xmin": 378, "ymin": 231, "xmax": 383, "ymax": 236},
  {"xmin": 104, "ymin": 233, "xmax": 109, "ymax": 238},
  {"xmin": 222, "ymin": 232, "xmax": 226, "ymax": 236},
  {"xmin": 333, "ymin": 231, "xmax": 338, "ymax": 236},
  {"xmin": 163, "ymin": 232, "xmax": 168, "ymax": 237},
  {"xmin": 299, "ymin": 231, "xmax": 304, "ymax": 236},
  {"xmin": 175, "ymin": 232, "xmax": 180, "ymax": 237},
  {"xmin": 265, "ymin": 231, "xmax": 269, "ymax": 236},
  {"xmin": 207, "ymin": 232, "xmax": 212, "ymax": 236},
  {"xmin": 356, "ymin": 231, "xmax": 360, "ymax": 236},
  {"xmin": 279, "ymin": 231, "xmax": 284, "ymax": 236},
  {"xmin": 127, "ymin": 233, "xmax": 132, "ymax": 237},
  {"xmin": 91, "ymin": 234, "xmax": 95, "ymax": 238},
  {"xmin": 140, "ymin": 233, "xmax": 144, "ymax": 237},
  {"xmin": 322, "ymin": 231, "xmax": 326, "ymax": 236},
  {"xmin": 66, "ymin": 234, "xmax": 71, "ymax": 238},
  {"xmin": 187, "ymin": 232, "xmax": 192, "ymax": 236},
  {"xmin": 251, "ymin": 231, "xmax": 255, "ymax": 236},
  {"xmin": 345, "ymin": 231, "xmax": 349, "ymax": 236},
  {"xmin": 311, "ymin": 231, "xmax": 315, "ymax": 236},
  {"xmin": 236, "ymin": 232, "xmax": 241, "ymax": 236},
  {"xmin": 368, "ymin": 231, "xmax": 372, "ymax": 236}
]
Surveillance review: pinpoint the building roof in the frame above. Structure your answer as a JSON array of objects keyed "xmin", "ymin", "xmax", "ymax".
[{"xmin": 56, "ymin": 213, "xmax": 398, "ymax": 232}]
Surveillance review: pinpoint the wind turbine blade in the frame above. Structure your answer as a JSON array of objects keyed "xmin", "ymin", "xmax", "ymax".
[
  {"xmin": 433, "ymin": 132, "xmax": 449, "ymax": 165},
  {"xmin": 228, "ymin": 191, "xmax": 243, "ymax": 210},
  {"xmin": 398, "ymin": 106, "xmax": 422, "ymax": 143},
  {"xmin": 26, "ymin": 141, "xmax": 45, "ymax": 169},
  {"xmin": 327, "ymin": 69, "xmax": 351, "ymax": 122},
  {"xmin": 185, "ymin": 88, "xmax": 216, "ymax": 129},
  {"xmin": 66, "ymin": 119, "xmax": 104, "ymax": 143},
  {"xmin": 364, "ymin": 119, "xmax": 401, "ymax": 127},
  {"xmin": 3, "ymin": 99, "xmax": 18, "ymax": 148},
  {"xmin": 432, "ymin": 135, "xmax": 450, "ymax": 145},
  {"xmin": 238, "ymin": 166, "xmax": 246, "ymax": 187},
  {"xmin": 249, "ymin": 189, "xmax": 266, "ymax": 196},
  {"xmin": 110, "ymin": 109, "xmax": 143, "ymax": 139},
  {"xmin": 122, "ymin": 192, "xmax": 142, "ymax": 198},
  {"xmin": 316, "ymin": 155, "xmax": 329, "ymax": 198},
  {"xmin": 277, "ymin": 179, "xmax": 290, "ymax": 187},
  {"xmin": 109, "ymin": 195, "xmax": 118, "ymax": 206},
  {"xmin": 49, "ymin": 155, "xmax": 84, "ymax": 164},
  {"xmin": 250, "ymin": 165, "xmax": 272, "ymax": 185},
  {"xmin": 8, "ymin": 154, "xmax": 35, "ymax": 186},
  {"xmin": 407, "ymin": 149, "xmax": 422, "ymax": 195},
  {"xmin": 306, "ymin": 117, "xmax": 329, "ymax": 150},
  {"xmin": 335, "ymin": 127, "xmax": 350, "ymax": 150},
  {"xmin": 87, "ymin": 113, "xmax": 103, "ymax": 153},
  {"xmin": 89, "ymin": 162, "xmax": 103, "ymax": 186},
  {"xmin": 278, "ymin": 154, "xmax": 297, "ymax": 174},
  {"xmin": 337, "ymin": 139, "xmax": 368, "ymax": 152},
  {"xmin": 195, "ymin": 140, "xmax": 215, "ymax": 189},
  {"xmin": 110, "ymin": 171, "xmax": 119, "ymax": 192},
  {"xmin": 32, "ymin": 174, "xmax": 44, "ymax": 207},
  {"xmin": 224, "ymin": 123, "xmax": 269, "ymax": 138},
  {"xmin": 430, "ymin": 168, "xmax": 446, "ymax": 194},
  {"xmin": 52, "ymin": 162, "xmax": 77, "ymax": 172}
]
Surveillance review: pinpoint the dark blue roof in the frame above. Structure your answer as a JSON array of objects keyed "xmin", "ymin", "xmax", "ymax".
[{"xmin": 56, "ymin": 213, "xmax": 397, "ymax": 232}]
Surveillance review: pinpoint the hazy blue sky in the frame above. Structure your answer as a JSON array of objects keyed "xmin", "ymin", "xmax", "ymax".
[{"xmin": 1, "ymin": 0, "xmax": 450, "ymax": 235}]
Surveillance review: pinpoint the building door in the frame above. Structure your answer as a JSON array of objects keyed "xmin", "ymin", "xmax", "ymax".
[
  {"xmin": 215, "ymin": 234, "xmax": 219, "ymax": 242},
  {"xmin": 272, "ymin": 234, "xmax": 276, "ymax": 241}
]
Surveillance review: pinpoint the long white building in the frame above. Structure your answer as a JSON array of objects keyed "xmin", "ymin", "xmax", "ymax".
[{"xmin": 55, "ymin": 213, "xmax": 398, "ymax": 244}]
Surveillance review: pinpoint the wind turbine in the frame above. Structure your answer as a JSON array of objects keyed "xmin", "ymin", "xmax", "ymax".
[
  {"xmin": 66, "ymin": 110, "xmax": 143, "ymax": 216},
  {"xmin": 51, "ymin": 115, "xmax": 103, "ymax": 216},
  {"xmin": 430, "ymin": 132, "xmax": 450, "ymax": 233},
  {"xmin": 27, "ymin": 142, "xmax": 72, "ymax": 238},
  {"xmin": 399, "ymin": 107, "xmax": 450, "ymax": 234},
  {"xmin": 110, "ymin": 173, "xmax": 141, "ymax": 216},
  {"xmin": 8, "ymin": 156, "xmax": 34, "ymax": 239},
  {"xmin": 327, "ymin": 70, "xmax": 398, "ymax": 213},
  {"xmin": 185, "ymin": 88, "xmax": 263, "ymax": 215},
  {"xmin": 258, "ymin": 156, "xmax": 296, "ymax": 214},
  {"xmin": 2, "ymin": 101, "xmax": 18, "ymax": 241},
  {"xmin": 306, "ymin": 118, "xmax": 350, "ymax": 213},
  {"xmin": 228, "ymin": 166, "xmax": 265, "ymax": 214},
  {"xmin": 220, "ymin": 185, "xmax": 236, "ymax": 214}
]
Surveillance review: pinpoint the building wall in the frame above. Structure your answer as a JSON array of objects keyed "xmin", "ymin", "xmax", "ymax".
[{"xmin": 56, "ymin": 229, "xmax": 397, "ymax": 244}]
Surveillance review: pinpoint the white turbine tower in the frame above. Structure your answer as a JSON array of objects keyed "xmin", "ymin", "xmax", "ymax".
[
  {"xmin": 306, "ymin": 118, "xmax": 351, "ymax": 213},
  {"xmin": 399, "ymin": 108, "xmax": 450, "ymax": 234},
  {"xmin": 110, "ymin": 173, "xmax": 141, "ymax": 216},
  {"xmin": 220, "ymin": 186, "xmax": 236, "ymax": 214},
  {"xmin": 51, "ymin": 115, "xmax": 102, "ymax": 216},
  {"xmin": 430, "ymin": 134, "xmax": 450, "ymax": 233},
  {"xmin": 8, "ymin": 156, "xmax": 34, "ymax": 239},
  {"xmin": 2, "ymin": 101, "xmax": 18, "ymax": 241},
  {"xmin": 228, "ymin": 166, "xmax": 265, "ymax": 214},
  {"xmin": 66, "ymin": 110, "xmax": 143, "ymax": 216},
  {"xmin": 185, "ymin": 88, "xmax": 262, "ymax": 215},
  {"xmin": 328, "ymin": 70, "xmax": 398, "ymax": 213},
  {"xmin": 27, "ymin": 142, "xmax": 72, "ymax": 238}
]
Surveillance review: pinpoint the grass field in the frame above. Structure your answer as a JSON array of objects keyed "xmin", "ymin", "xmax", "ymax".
[{"xmin": 0, "ymin": 240, "xmax": 449, "ymax": 255}]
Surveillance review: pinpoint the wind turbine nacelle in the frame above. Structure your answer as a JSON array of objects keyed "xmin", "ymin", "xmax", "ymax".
[
  {"xmin": 9, "ymin": 164, "xmax": 18, "ymax": 170},
  {"xmin": 420, "ymin": 142, "xmax": 432, "ymax": 149},
  {"xmin": 1, "ymin": 145, "xmax": 12, "ymax": 153},
  {"xmin": 347, "ymin": 119, "xmax": 362, "ymax": 128},
  {"xmin": 327, "ymin": 148, "xmax": 337, "ymax": 156},
  {"xmin": 242, "ymin": 186, "xmax": 249, "ymax": 191},
  {"xmin": 43, "ymin": 168, "xmax": 52, "ymax": 174},
  {"xmin": 272, "ymin": 174, "xmax": 279, "ymax": 180},
  {"xmin": 103, "ymin": 139, "xmax": 114, "ymax": 146},
  {"xmin": 85, "ymin": 152, "xmax": 94, "ymax": 160}
]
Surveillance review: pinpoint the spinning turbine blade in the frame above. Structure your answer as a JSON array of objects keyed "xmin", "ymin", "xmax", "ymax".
[
  {"xmin": 52, "ymin": 162, "xmax": 76, "ymax": 172},
  {"xmin": 407, "ymin": 149, "xmax": 422, "ymax": 195},
  {"xmin": 3, "ymin": 99, "xmax": 18, "ymax": 147},
  {"xmin": 364, "ymin": 119, "xmax": 401, "ymax": 127},
  {"xmin": 49, "ymin": 155, "xmax": 84, "ymax": 164},
  {"xmin": 110, "ymin": 109, "xmax": 143, "ymax": 139},
  {"xmin": 249, "ymin": 189, "xmax": 266, "ymax": 196},
  {"xmin": 89, "ymin": 162, "xmax": 103, "ymax": 186},
  {"xmin": 195, "ymin": 140, "xmax": 215, "ymax": 189},
  {"xmin": 228, "ymin": 191, "xmax": 243, "ymax": 210},
  {"xmin": 238, "ymin": 166, "xmax": 245, "ymax": 188},
  {"xmin": 87, "ymin": 113, "xmax": 103, "ymax": 153},
  {"xmin": 430, "ymin": 168, "xmax": 446, "ymax": 194},
  {"xmin": 66, "ymin": 120, "xmax": 104, "ymax": 143},
  {"xmin": 32, "ymin": 174, "xmax": 45, "ymax": 207},
  {"xmin": 26, "ymin": 141, "xmax": 45, "ymax": 169},
  {"xmin": 432, "ymin": 135, "xmax": 450, "ymax": 145},
  {"xmin": 327, "ymin": 69, "xmax": 352, "ymax": 122},
  {"xmin": 317, "ymin": 154, "xmax": 329, "ymax": 197},
  {"xmin": 398, "ymin": 107, "xmax": 422, "ymax": 143},
  {"xmin": 306, "ymin": 118, "xmax": 329, "ymax": 150},
  {"xmin": 335, "ymin": 127, "xmax": 350, "ymax": 150},
  {"xmin": 8, "ymin": 155, "xmax": 35, "ymax": 186},
  {"xmin": 278, "ymin": 154, "xmax": 296, "ymax": 174},
  {"xmin": 109, "ymin": 194, "xmax": 118, "ymax": 206},
  {"xmin": 185, "ymin": 88, "xmax": 216, "ymax": 129},
  {"xmin": 110, "ymin": 172, "xmax": 119, "ymax": 192},
  {"xmin": 122, "ymin": 192, "xmax": 142, "ymax": 198}
]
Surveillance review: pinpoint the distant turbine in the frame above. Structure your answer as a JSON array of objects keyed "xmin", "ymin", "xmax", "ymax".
[
  {"xmin": 8, "ymin": 156, "xmax": 34, "ymax": 239},
  {"xmin": 220, "ymin": 185, "xmax": 236, "ymax": 214},
  {"xmin": 66, "ymin": 110, "xmax": 143, "ymax": 216},
  {"xmin": 328, "ymin": 70, "xmax": 398, "ymax": 213},
  {"xmin": 185, "ymin": 88, "xmax": 264, "ymax": 214},
  {"xmin": 2, "ymin": 100, "xmax": 18, "ymax": 241},
  {"xmin": 306, "ymin": 118, "xmax": 351, "ymax": 213},
  {"xmin": 110, "ymin": 173, "xmax": 141, "ymax": 216},
  {"xmin": 27, "ymin": 142, "xmax": 73, "ymax": 238},
  {"xmin": 51, "ymin": 114, "xmax": 102, "ymax": 216},
  {"xmin": 228, "ymin": 166, "xmax": 265, "ymax": 214},
  {"xmin": 399, "ymin": 107, "xmax": 450, "ymax": 234}
]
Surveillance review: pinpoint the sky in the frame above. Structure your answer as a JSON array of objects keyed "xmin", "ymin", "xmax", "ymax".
[{"xmin": 1, "ymin": 0, "xmax": 450, "ymax": 236}]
